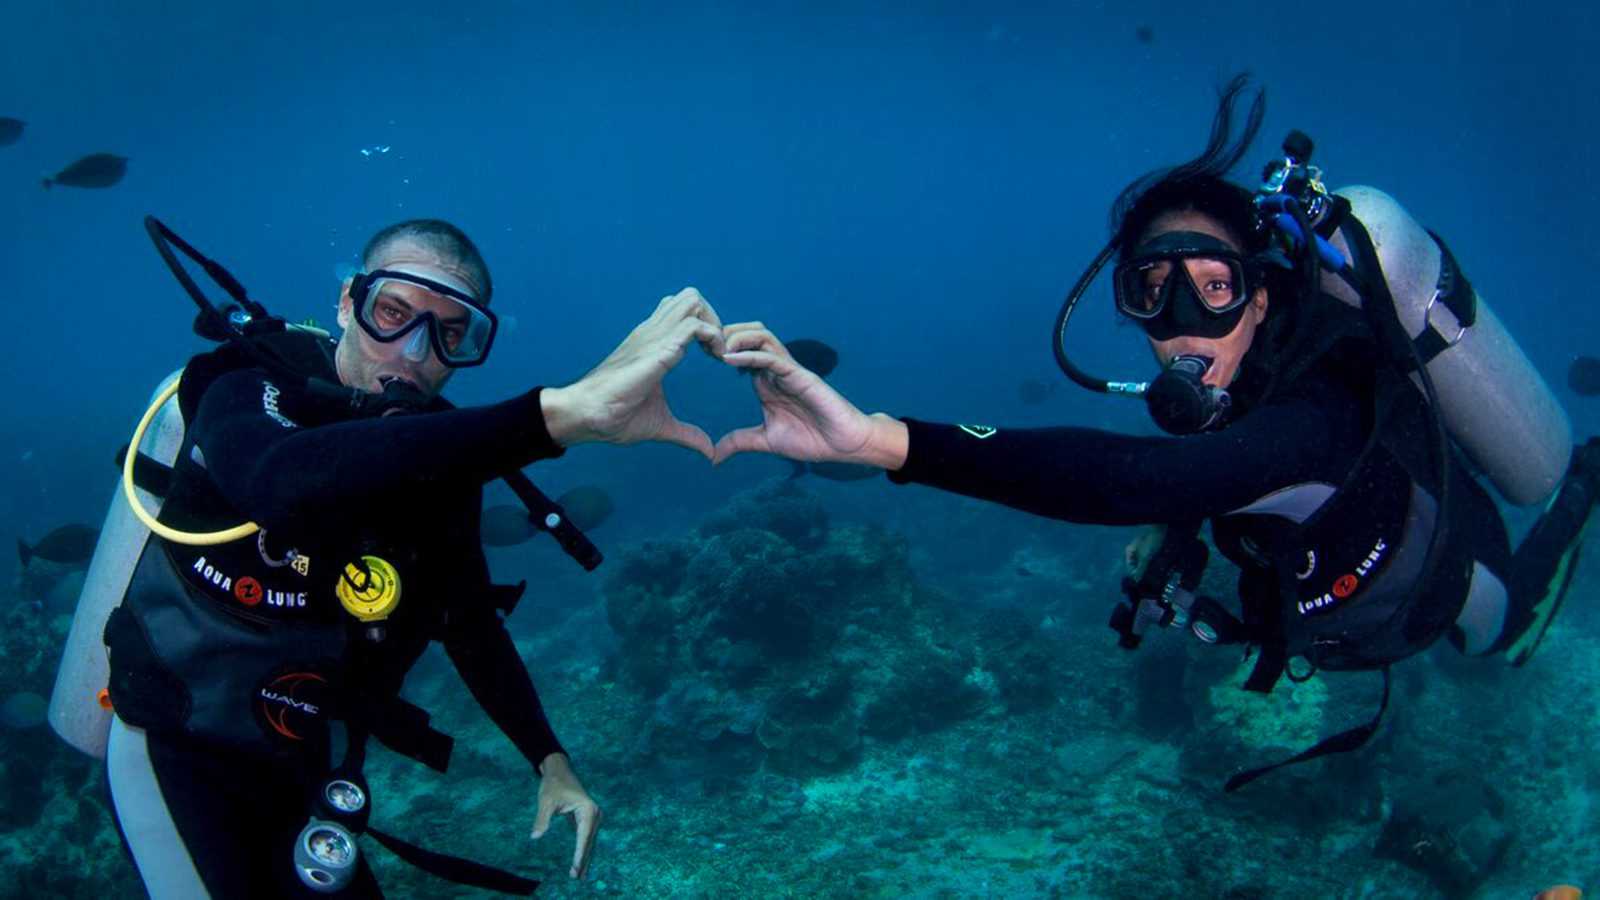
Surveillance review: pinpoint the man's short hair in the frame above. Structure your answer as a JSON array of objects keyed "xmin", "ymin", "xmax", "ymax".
[{"xmin": 362, "ymin": 219, "xmax": 493, "ymax": 304}]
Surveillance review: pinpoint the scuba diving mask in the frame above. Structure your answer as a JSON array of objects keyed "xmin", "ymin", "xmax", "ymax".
[
  {"xmin": 348, "ymin": 269, "xmax": 498, "ymax": 368},
  {"xmin": 1113, "ymin": 231, "xmax": 1260, "ymax": 341},
  {"xmin": 1050, "ymin": 229, "xmax": 1260, "ymax": 433}
]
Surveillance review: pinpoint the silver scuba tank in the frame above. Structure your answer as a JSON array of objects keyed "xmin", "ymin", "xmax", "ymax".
[
  {"xmin": 48, "ymin": 371, "xmax": 185, "ymax": 758},
  {"xmin": 1325, "ymin": 186, "xmax": 1571, "ymax": 507}
]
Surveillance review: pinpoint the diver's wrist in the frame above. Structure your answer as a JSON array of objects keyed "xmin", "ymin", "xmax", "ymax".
[
  {"xmin": 857, "ymin": 414, "xmax": 909, "ymax": 471},
  {"xmin": 538, "ymin": 751, "xmax": 571, "ymax": 778},
  {"xmin": 540, "ymin": 386, "xmax": 591, "ymax": 447}
]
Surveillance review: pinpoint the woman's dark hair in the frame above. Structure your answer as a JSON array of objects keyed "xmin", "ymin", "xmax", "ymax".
[
  {"xmin": 362, "ymin": 218, "xmax": 493, "ymax": 304},
  {"xmin": 1109, "ymin": 73, "xmax": 1266, "ymax": 258}
]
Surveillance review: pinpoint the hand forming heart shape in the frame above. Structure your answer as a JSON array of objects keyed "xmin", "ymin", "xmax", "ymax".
[{"xmin": 539, "ymin": 287, "xmax": 908, "ymax": 471}]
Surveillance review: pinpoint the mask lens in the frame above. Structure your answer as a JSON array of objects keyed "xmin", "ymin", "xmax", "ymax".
[
  {"xmin": 1115, "ymin": 260, "xmax": 1171, "ymax": 319},
  {"xmin": 1114, "ymin": 252, "xmax": 1251, "ymax": 324},
  {"xmin": 354, "ymin": 273, "xmax": 497, "ymax": 366},
  {"xmin": 1181, "ymin": 257, "xmax": 1245, "ymax": 311},
  {"xmin": 361, "ymin": 285, "xmax": 418, "ymax": 338}
]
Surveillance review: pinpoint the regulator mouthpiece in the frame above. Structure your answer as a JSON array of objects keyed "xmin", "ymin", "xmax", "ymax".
[{"xmin": 1147, "ymin": 356, "xmax": 1231, "ymax": 434}]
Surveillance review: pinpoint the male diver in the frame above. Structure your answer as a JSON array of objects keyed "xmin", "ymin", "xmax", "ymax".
[
  {"xmin": 712, "ymin": 79, "xmax": 1599, "ymax": 787},
  {"xmin": 98, "ymin": 219, "xmax": 727, "ymax": 896}
]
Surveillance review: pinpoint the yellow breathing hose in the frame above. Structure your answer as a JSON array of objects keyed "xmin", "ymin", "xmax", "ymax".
[{"xmin": 122, "ymin": 375, "xmax": 260, "ymax": 545}]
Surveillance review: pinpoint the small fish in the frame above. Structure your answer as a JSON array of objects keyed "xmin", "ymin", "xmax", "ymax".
[
  {"xmin": 787, "ymin": 460, "xmax": 881, "ymax": 482},
  {"xmin": 1534, "ymin": 888, "xmax": 1582, "ymax": 900},
  {"xmin": 18, "ymin": 524, "xmax": 99, "ymax": 568},
  {"xmin": 0, "ymin": 117, "xmax": 24, "ymax": 146},
  {"xmin": 481, "ymin": 504, "xmax": 537, "ymax": 547},
  {"xmin": 480, "ymin": 485, "xmax": 615, "ymax": 547},
  {"xmin": 807, "ymin": 461, "xmax": 881, "ymax": 482},
  {"xmin": 43, "ymin": 153, "xmax": 128, "ymax": 189},
  {"xmin": 786, "ymin": 339, "xmax": 839, "ymax": 377},
  {"xmin": 1018, "ymin": 378, "xmax": 1058, "ymax": 405},
  {"xmin": 1568, "ymin": 355, "xmax": 1600, "ymax": 396},
  {"xmin": 556, "ymin": 485, "xmax": 615, "ymax": 530}
]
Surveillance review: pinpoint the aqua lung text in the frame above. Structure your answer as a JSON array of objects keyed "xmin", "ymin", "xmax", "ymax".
[{"xmin": 1297, "ymin": 538, "xmax": 1388, "ymax": 616}]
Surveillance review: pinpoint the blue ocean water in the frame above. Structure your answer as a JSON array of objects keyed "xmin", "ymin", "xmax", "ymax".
[{"xmin": 2, "ymin": 1, "xmax": 1597, "ymax": 897}]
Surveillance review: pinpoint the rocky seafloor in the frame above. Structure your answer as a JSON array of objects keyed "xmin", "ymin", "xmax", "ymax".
[{"xmin": 1, "ymin": 480, "xmax": 1595, "ymax": 898}]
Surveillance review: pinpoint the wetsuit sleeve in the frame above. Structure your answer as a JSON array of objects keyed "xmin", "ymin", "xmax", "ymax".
[
  {"xmin": 188, "ymin": 369, "xmax": 565, "ymax": 528},
  {"xmin": 887, "ymin": 391, "xmax": 1359, "ymax": 526},
  {"xmin": 443, "ymin": 600, "xmax": 568, "ymax": 773}
]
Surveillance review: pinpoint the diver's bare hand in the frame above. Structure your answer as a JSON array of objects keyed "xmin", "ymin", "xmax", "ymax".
[
  {"xmin": 715, "ymin": 323, "xmax": 907, "ymax": 469},
  {"xmin": 541, "ymin": 288, "xmax": 723, "ymax": 459},
  {"xmin": 531, "ymin": 753, "xmax": 601, "ymax": 880},
  {"xmin": 1125, "ymin": 525, "xmax": 1167, "ymax": 578}
]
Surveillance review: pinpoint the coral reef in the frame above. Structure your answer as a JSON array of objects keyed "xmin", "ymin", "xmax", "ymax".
[
  {"xmin": 604, "ymin": 481, "xmax": 1043, "ymax": 778},
  {"xmin": 0, "ymin": 575, "xmax": 140, "ymax": 899},
  {"xmin": 1205, "ymin": 657, "xmax": 1331, "ymax": 752},
  {"xmin": 6, "ymin": 480, "xmax": 1599, "ymax": 899}
]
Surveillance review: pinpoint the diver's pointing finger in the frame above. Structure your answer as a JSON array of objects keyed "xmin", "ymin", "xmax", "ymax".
[
  {"xmin": 571, "ymin": 803, "xmax": 601, "ymax": 879},
  {"xmin": 531, "ymin": 798, "xmax": 555, "ymax": 839}
]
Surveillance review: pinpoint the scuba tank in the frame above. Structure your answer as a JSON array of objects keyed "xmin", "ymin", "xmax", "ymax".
[
  {"xmin": 1253, "ymin": 131, "xmax": 1569, "ymax": 506},
  {"xmin": 47, "ymin": 372, "xmax": 183, "ymax": 758},
  {"xmin": 1320, "ymin": 184, "xmax": 1570, "ymax": 506}
]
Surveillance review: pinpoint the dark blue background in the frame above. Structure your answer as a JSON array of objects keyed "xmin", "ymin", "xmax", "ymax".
[{"xmin": 4, "ymin": 0, "xmax": 1596, "ymax": 548}]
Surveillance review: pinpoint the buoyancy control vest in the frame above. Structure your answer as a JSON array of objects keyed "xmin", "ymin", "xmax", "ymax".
[
  {"xmin": 100, "ymin": 330, "xmax": 541, "ymax": 893},
  {"xmin": 103, "ymin": 328, "xmax": 472, "ymax": 762},
  {"xmin": 1234, "ymin": 199, "xmax": 1490, "ymax": 683},
  {"xmin": 1212, "ymin": 358, "xmax": 1476, "ymax": 688}
]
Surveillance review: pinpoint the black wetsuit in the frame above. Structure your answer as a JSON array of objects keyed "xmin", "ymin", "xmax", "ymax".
[
  {"xmin": 891, "ymin": 356, "xmax": 1375, "ymax": 528},
  {"xmin": 105, "ymin": 341, "xmax": 567, "ymax": 899},
  {"xmin": 888, "ymin": 347, "xmax": 1520, "ymax": 666}
]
